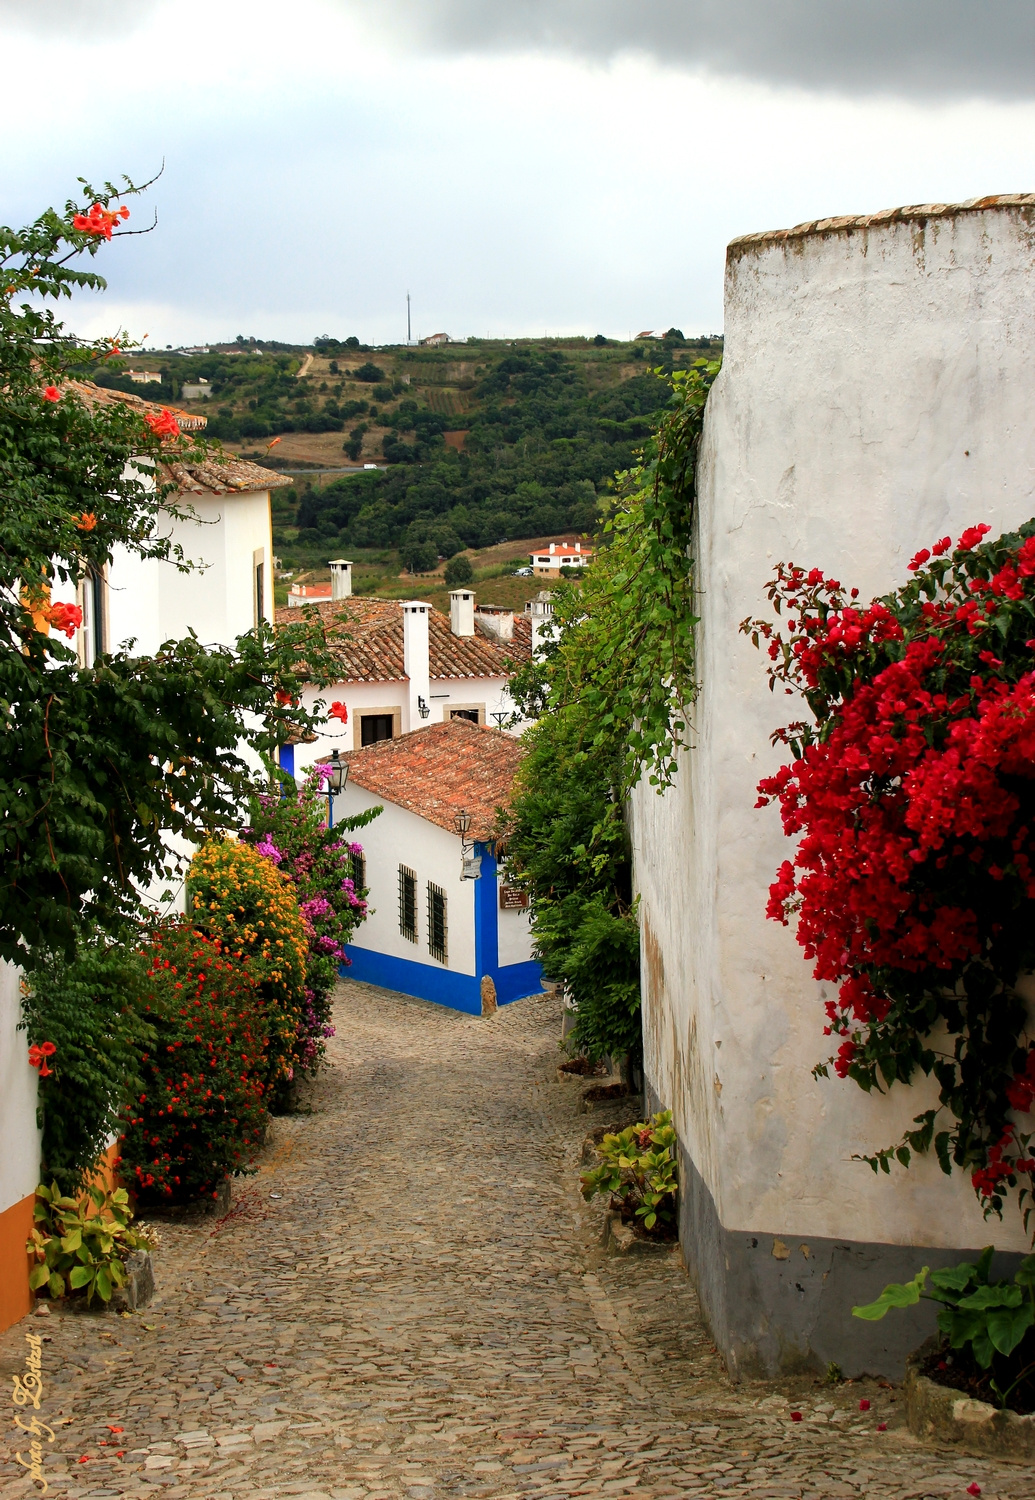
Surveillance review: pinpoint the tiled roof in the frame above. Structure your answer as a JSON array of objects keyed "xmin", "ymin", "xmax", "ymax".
[
  {"xmin": 274, "ymin": 597, "xmax": 532, "ymax": 683},
  {"xmin": 343, "ymin": 719, "xmax": 524, "ymax": 841},
  {"xmin": 60, "ymin": 379, "xmax": 292, "ymax": 492}
]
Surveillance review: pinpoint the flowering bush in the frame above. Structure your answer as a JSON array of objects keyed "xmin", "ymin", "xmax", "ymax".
[
  {"xmin": 743, "ymin": 520, "xmax": 1035, "ymax": 1218},
  {"xmin": 118, "ymin": 924, "xmax": 268, "ymax": 1203},
  {"xmin": 242, "ymin": 763, "xmax": 377, "ymax": 1070},
  {"xmin": 188, "ymin": 838, "xmax": 308, "ymax": 1093}
]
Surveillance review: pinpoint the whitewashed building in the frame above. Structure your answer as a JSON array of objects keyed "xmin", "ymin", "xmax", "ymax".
[
  {"xmin": 333, "ymin": 718, "xmax": 542, "ymax": 1013},
  {"xmin": 278, "ymin": 590, "xmax": 533, "ymax": 781},
  {"xmin": 631, "ymin": 195, "xmax": 1035, "ymax": 1380}
]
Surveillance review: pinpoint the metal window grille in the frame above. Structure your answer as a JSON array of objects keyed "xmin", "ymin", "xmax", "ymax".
[
  {"xmin": 398, "ymin": 865, "xmax": 417, "ymax": 942},
  {"xmin": 427, "ymin": 882, "xmax": 447, "ymax": 965},
  {"xmin": 351, "ymin": 852, "xmax": 366, "ymax": 892}
]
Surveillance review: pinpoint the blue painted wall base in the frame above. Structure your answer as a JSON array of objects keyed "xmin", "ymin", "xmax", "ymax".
[{"xmin": 338, "ymin": 841, "xmax": 543, "ymax": 1014}]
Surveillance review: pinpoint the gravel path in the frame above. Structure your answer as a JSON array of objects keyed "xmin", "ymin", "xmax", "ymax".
[{"xmin": 2, "ymin": 979, "xmax": 1032, "ymax": 1500}]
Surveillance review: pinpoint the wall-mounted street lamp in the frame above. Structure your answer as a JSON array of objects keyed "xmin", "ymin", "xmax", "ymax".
[
  {"xmin": 325, "ymin": 748, "xmax": 349, "ymax": 827},
  {"xmin": 417, "ymin": 694, "xmax": 431, "ymax": 720},
  {"xmin": 453, "ymin": 808, "xmax": 480, "ymax": 879}
]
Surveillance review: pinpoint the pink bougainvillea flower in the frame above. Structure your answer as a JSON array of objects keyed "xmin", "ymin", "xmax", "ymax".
[{"xmin": 42, "ymin": 385, "xmax": 60, "ymax": 402}]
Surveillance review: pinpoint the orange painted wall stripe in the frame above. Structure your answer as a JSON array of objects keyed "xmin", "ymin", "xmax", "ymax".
[{"xmin": 0, "ymin": 1192, "xmax": 35, "ymax": 1333}]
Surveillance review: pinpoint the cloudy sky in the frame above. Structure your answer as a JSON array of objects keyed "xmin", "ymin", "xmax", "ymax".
[{"xmin": 3, "ymin": 1, "xmax": 1033, "ymax": 347}]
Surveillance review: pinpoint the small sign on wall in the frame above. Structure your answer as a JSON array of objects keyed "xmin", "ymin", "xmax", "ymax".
[{"xmin": 499, "ymin": 883, "xmax": 529, "ymax": 910}]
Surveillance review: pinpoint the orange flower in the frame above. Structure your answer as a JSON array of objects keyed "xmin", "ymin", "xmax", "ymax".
[
  {"xmin": 42, "ymin": 386, "xmax": 60, "ymax": 402},
  {"xmin": 266, "ymin": 436, "xmax": 282, "ymax": 451},
  {"xmin": 330, "ymin": 701, "xmax": 348, "ymax": 724},
  {"xmin": 72, "ymin": 202, "xmax": 129, "ymax": 240},
  {"xmin": 44, "ymin": 601, "xmax": 83, "ymax": 638},
  {"xmin": 75, "ymin": 512, "xmax": 98, "ymax": 532},
  {"xmin": 145, "ymin": 408, "xmax": 180, "ymax": 439}
]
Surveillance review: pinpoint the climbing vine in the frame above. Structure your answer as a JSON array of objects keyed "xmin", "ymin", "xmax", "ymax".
[
  {"xmin": 744, "ymin": 521, "xmax": 1035, "ymax": 1220},
  {"xmin": 505, "ymin": 363, "xmax": 717, "ymax": 1059}
]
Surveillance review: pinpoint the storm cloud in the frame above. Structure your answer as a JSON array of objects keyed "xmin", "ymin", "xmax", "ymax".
[{"xmin": 347, "ymin": 0, "xmax": 1035, "ymax": 101}]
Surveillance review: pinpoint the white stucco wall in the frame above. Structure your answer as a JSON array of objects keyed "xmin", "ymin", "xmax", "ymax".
[
  {"xmin": 337, "ymin": 786, "xmax": 477, "ymax": 977},
  {"xmin": 106, "ymin": 489, "xmax": 274, "ymax": 655},
  {"xmin": 632, "ymin": 200, "xmax": 1035, "ymax": 1259},
  {"xmin": 0, "ymin": 962, "xmax": 41, "ymax": 1217}
]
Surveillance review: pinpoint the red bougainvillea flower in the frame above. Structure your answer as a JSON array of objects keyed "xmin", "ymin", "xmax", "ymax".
[
  {"xmin": 966, "ymin": 1486, "xmax": 981, "ymax": 1498},
  {"xmin": 75, "ymin": 512, "xmax": 98, "ymax": 532},
  {"xmin": 72, "ymin": 202, "xmax": 130, "ymax": 240},
  {"xmin": 329, "ymin": 701, "xmax": 349, "ymax": 724},
  {"xmin": 876, "ymin": 1422, "xmax": 887, "ymax": 1432},
  {"xmin": 42, "ymin": 385, "xmax": 61, "ymax": 402},
  {"xmin": 790, "ymin": 1411, "xmax": 803, "ymax": 1422},
  {"xmin": 44, "ymin": 601, "xmax": 83, "ymax": 638},
  {"xmin": 144, "ymin": 408, "xmax": 181, "ymax": 439},
  {"xmin": 858, "ymin": 1398, "xmax": 870, "ymax": 1411}
]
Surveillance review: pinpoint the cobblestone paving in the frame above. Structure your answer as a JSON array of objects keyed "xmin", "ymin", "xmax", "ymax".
[{"xmin": 3, "ymin": 980, "xmax": 1033, "ymax": 1500}]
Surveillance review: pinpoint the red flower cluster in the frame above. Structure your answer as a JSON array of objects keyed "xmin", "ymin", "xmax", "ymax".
[
  {"xmin": 118, "ymin": 925, "xmax": 268, "ymax": 1203},
  {"xmin": 144, "ymin": 408, "xmax": 181, "ymax": 439},
  {"xmin": 747, "ymin": 521, "xmax": 1035, "ymax": 1211},
  {"xmin": 329, "ymin": 701, "xmax": 349, "ymax": 724},
  {"xmin": 28, "ymin": 1040, "xmax": 56, "ymax": 1076},
  {"xmin": 45, "ymin": 601, "xmax": 83, "ymax": 638},
  {"xmin": 72, "ymin": 202, "xmax": 130, "ymax": 239},
  {"xmin": 42, "ymin": 385, "xmax": 60, "ymax": 403}
]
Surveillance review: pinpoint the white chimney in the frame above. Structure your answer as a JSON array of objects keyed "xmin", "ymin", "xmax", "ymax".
[
  {"xmin": 329, "ymin": 559, "xmax": 353, "ymax": 600},
  {"xmin": 449, "ymin": 589, "xmax": 475, "ymax": 638},
  {"xmin": 402, "ymin": 601, "xmax": 431, "ymax": 730},
  {"xmin": 528, "ymin": 591, "xmax": 556, "ymax": 660}
]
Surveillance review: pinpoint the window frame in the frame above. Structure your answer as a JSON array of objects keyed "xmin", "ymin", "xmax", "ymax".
[
  {"xmin": 427, "ymin": 881, "xmax": 447, "ymax": 965},
  {"xmin": 398, "ymin": 865, "xmax": 417, "ymax": 943}
]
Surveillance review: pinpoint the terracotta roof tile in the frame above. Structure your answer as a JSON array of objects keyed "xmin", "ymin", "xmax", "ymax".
[
  {"xmin": 274, "ymin": 597, "xmax": 531, "ymax": 683},
  {"xmin": 343, "ymin": 719, "xmax": 523, "ymax": 841},
  {"xmin": 60, "ymin": 379, "xmax": 292, "ymax": 492}
]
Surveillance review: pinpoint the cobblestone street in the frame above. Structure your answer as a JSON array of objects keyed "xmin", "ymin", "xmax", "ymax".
[{"xmin": 2, "ymin": 981, "xmax": 1033, "ymax": 1500}]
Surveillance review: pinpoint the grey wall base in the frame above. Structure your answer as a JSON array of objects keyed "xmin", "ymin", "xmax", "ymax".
[{"xmin": 647, "ymin": 1085, "xmax": 1024, "ymax": 1381}]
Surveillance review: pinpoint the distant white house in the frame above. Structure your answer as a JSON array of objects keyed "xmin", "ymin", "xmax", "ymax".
[
  {"xmin": 128, "ymin": 369, "xmax": 162, "ymax": 384},
  {"xmin": 530, "ymin": 540, "xmax": 593, "ymax": 576},
  {"xmin": 181, "ymin": 378, "xmax": 213, "ymax": 399},
  {"xmin": 287, "ymin": 582, "xmax": 333, "ymax": 607},
  {"xmin": 277, "ymin": 587, "xmax": 533, "ymax": 783},
  {"xmin": 334, "ymin": 718, "xmax": 542, "ymax": 1014},
  {"xmin": 419, "ymin": 332, "xmax": 449, "ymax": 346}
]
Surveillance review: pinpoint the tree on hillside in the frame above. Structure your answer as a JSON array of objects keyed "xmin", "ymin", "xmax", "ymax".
[{"xmin": 443, "ymin": 554, "xmax": 473, "ymax": 588}]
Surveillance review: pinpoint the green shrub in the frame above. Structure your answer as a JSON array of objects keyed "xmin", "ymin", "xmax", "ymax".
[
  {"xmin": 580, "ymin": 1111, "xmax": 678, "ymax": 1232},
  {"xmin": 20, "ymin": 943, "xmax": 153, "ymax": 1195},
  {"xmin": 27, "ymin": 1180, "xmax": 152, "ymax": 1305},
  {"xmin": 189, "ymin": 838, "xmax": 309, "ymax": 1090},
  {"xmin": 118, "ymin": 924, "xmax": 269, "ymax": 1203}
]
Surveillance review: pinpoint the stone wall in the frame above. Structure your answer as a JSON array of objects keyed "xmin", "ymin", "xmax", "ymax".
[{"xmin": 630, "ymin": 196, "xmax": 1035, "ymax": 1379}]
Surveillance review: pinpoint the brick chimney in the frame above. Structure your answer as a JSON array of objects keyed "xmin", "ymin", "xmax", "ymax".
[
  {"xmin": 449, "ymin": 589, "xmax": 475, "ymax": 637},
  {"xmin": 328, "ymin": 559, "xmax": 352, "ymax": 600},
  {"xmin": 402, "ymin": 601, "xmax": 431, "ymax": 730}
]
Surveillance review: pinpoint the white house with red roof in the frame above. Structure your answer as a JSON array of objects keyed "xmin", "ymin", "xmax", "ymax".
[
  {"xmin": 333, "ymin": 719, "xmax": 542, "ymax": 1014},
  {"xmin": 275, "ymin": 589, "xmax": 533, "ymax": 781}
]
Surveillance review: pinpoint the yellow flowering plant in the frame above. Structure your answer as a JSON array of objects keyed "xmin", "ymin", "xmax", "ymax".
[{"xmin": 188, "ymin": 839, "xmax": 309, "ymax": 1100}]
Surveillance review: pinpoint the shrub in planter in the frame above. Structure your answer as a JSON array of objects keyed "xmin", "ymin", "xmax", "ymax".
[
  {"xmin": 853, "ymin": 1247, "xmax": 1035, "ymax": 1413},
  {"xmin": 580, "ymin": 1109, "xmax": 678, "ymax": 1233},
  {"xmin": 189, "ymin": 838, "xmax": 308, "ymax": 1090},
  {"xmin": 27, "ymin": 1180, "xmax": 152, "ymax": 1306},
  {"xmin": 242, "ymin": 763, "xmax": 377, "ymax": 1071},
  {"xmin": 118, "ymin": 924, "xmax": 268, "ymax": 1203}
]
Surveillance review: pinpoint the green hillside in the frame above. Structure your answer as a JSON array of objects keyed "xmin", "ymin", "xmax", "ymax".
[{"xmin": 93, "ymin": 331, "xmax": 721, "ymax": 574}]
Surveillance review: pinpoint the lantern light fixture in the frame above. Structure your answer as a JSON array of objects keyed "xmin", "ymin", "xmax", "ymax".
[
  {"xmin": 417, "ymin": 694, "xmax": 430, "ymax": 720},
  {"xmin": 325, "ymin": 748, "xmax": 349, "ymax": 796}
]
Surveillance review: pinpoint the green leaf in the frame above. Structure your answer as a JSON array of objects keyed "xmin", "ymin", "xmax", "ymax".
[
  {"xmin": 1014, "ymin": 1254, "xmax": 1035, "ymax": 1287},
  {"xmin": 48, "ymin": 1271, "xmax": 65, "ymax": 1299},
  {"xmin": 930, "ymin": 1262, "xmax": 981, "ymax": 1293},
  {"xmin": 852, "ymin": 1267, "xmax": 929, "ymax": 1320},
  {"xmin": 60, "ymin": 1228, "xmax": 82, "ymax": 1253},
  {"xmin": 68, "ymin": 1265, "xmax": 92, "ymax": 1290},
  {"xmin": 28, "ymin": 1265, "xmax": 51, "ymax": 1291},
  {"xmin": 94, "ymin": 1266, "xmax": 112, "ymax": 1303},
  {"xmin": 987, "ymin": 1302, "xmax": 1034, "ymax": 1357},
  {"xmin": 959, "ymin": 1284, "xmax": 1023, "ymax": 1311}
]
